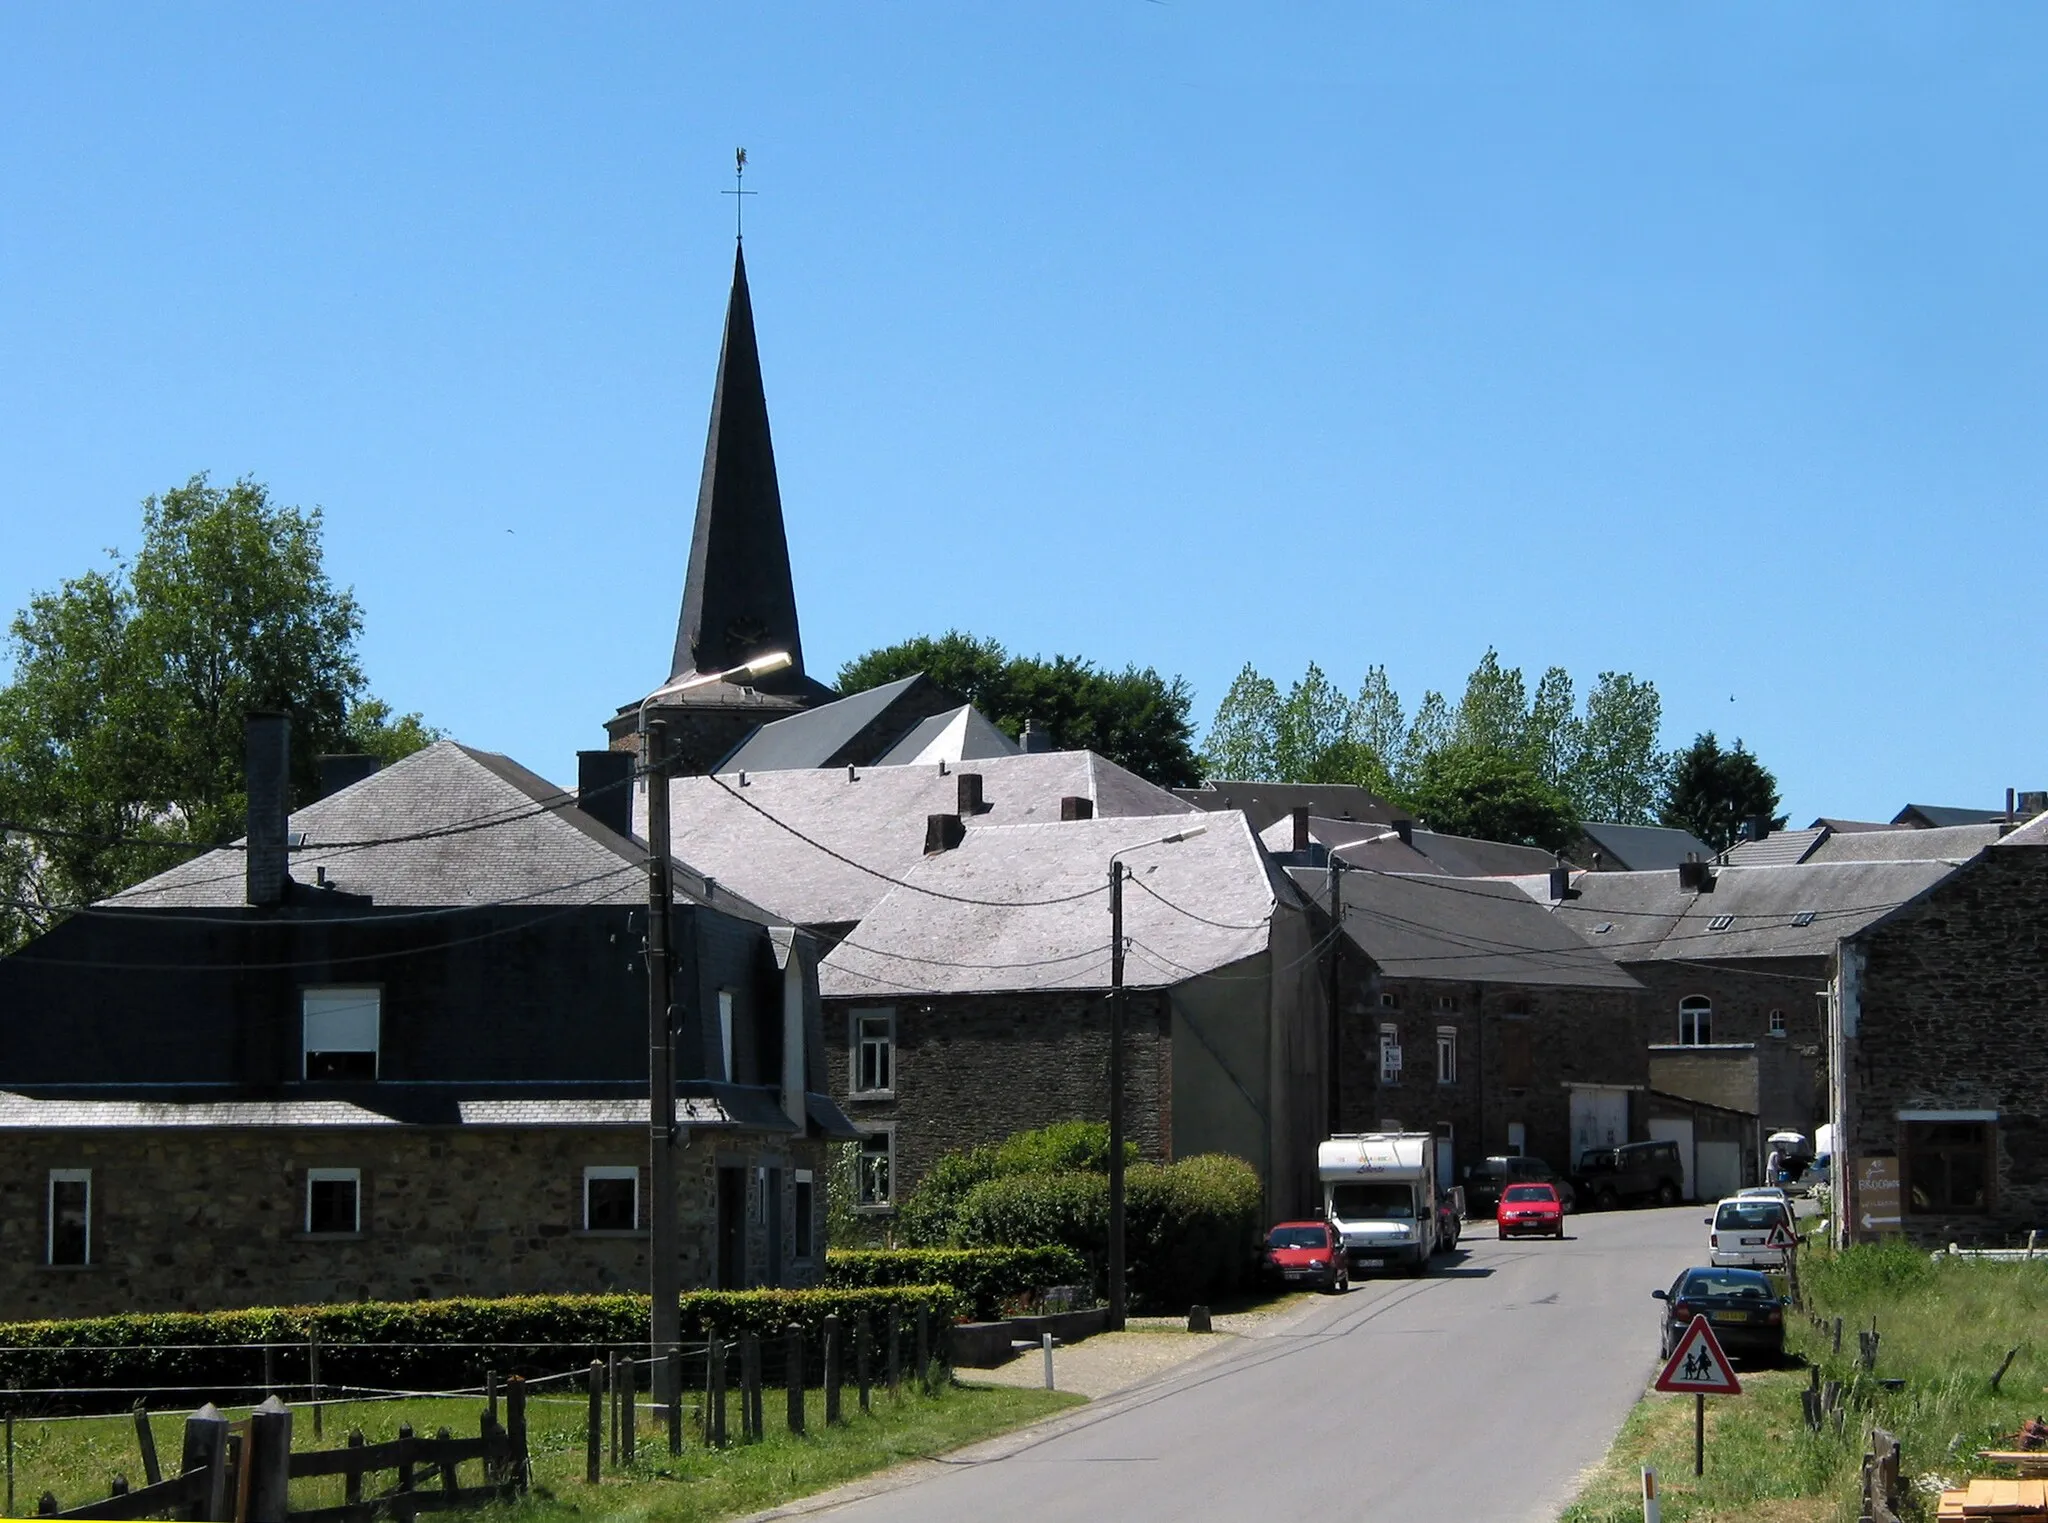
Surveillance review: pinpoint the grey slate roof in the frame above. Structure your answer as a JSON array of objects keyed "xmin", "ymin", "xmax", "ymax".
[
  {"xmin": 1256, "ymin": 816, "xmax": 1555, "ymax": 877},
  {"xmin": 820, "ymin": 811, "xmax": 1273, "ymax": 998},
  {"xmin": 875, "ymin": 705, "xmax": 1022, "ymax": 766},
  {"xmin": 1804, "ymin": 824, "xmax": 1999, "ymax": 864},
  {"xmin": 1507, "ymin": 860, "xmax": 1962, "ymax": 962},
  {"xmin": 1291, "ymin": 868, "xmax": 1639, "ymax": 988},
  {"xmin": 1577, "ymin": 821, "xmax": 1715, "ymax": 873},
  {"xmin": 1995, "ymin": 811, "xmax": 2048, "ymax": 847},
  {"xmin": 1176, "ymin": 781, "xmax": 1397, "ymax": 832},
  {"xmin": 1722, "ymin": 827, "xmax": 1828, "ymax": 867},
  {"xmin": 1894, "ymin": 804, "xmax": 2008, "ymax": 829},
  {"xmin": 659, "ymin": 750, "xmax": 1195, "ymax": 928},
  {"xmin": 716, "ymin": 675, "xmax": 955, "ymax": 773},
  {"xmin": 0, "ymin": 1092, "xmax": 744, "ymax": 1130}
]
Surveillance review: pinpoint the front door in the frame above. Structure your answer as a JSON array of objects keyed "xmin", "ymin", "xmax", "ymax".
[
  {"xmin": 716, "ymin": 1166, "xmax": 746, "ymax": 1289},
  {"xmin": 765, "ymin": 1168, "xmax": 784, "ymax": 1289}
]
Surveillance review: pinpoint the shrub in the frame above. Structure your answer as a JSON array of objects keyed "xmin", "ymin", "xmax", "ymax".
[
  {"xmin": 898, "ymin": 1121, "xmax": 1135, "ymax": 1246},
  {"xmin": 0, "ymin": 1286, "xmax": 963, "ymax": 1413},
  {"xmin": 827, "ymin": 1247, "xmax": 1090, "ymax": 1320}
]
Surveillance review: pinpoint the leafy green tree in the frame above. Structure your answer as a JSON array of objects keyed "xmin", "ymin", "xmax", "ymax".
[
  {"xmin": 1406, "ymin": 741, "xmax": 1579, "ymax": 854},
  {"xmin": 1200, "ymin": 664, "xmax": 1280, "ymax": 781},
  {"xmin": 1570, "ymin": 674, "xmax": 1670, "ymax": 825},
  {"xmin": 1660, "ymin": 731, "xmax": 1785, "ymax": 851},
  {"xmin": 1351, "ymin": 666, "xmax": 1406, "ymax": 779},
  {"xmin": 0, "ymin": 474, "xmax": 434, "ymax": 950},
  {"xmin": 1453, "ymin": 648, "xmax": 1531, "ymax": 756},
  {"xmin": 837, "ymin": 631, "xmax": 1201, "ymax": 788}
]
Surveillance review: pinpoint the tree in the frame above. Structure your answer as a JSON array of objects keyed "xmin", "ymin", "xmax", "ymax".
[
  {"xmin": 0, "ymin": 474, "xmax": 434, "ymax": 950},
  {"xmin": 1570, "ymin": 673, "xmax": 1670, "ymax": 825},
  {"xmin": 1406, "ymin": 742, "xmax": 1580, "ymax": 854},
  {"xmin": 837, "ymin": 630, "xmax": 1201, "ymax": 788},
  {"xmin": 1200, "ymin": 664, "xmax": 1279, "ymax": 782},
  {"xmin": 1660, "ymin": 732, "xmax": 1785, "ymax": 851}
]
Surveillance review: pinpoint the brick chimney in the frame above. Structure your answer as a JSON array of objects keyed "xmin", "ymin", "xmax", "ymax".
[
  {"xmin": 577, "ymin": 750, "xmax": 635, "ymax": 839},
  {"xmin": 1291, "ymin": 806, "xmax": 1311, "ymax": 854},
  {"xmin": 1678, "ymin": 857, "xmax": 1713, "ymax": 892},
  {"xmin": 925, "ymin": 813, "xmax": 966, "ymax": 854},
  {"xmin": 245, "ymin": 712, "xmax": 291, "ymax": 907},
  {"xmin": 957, "ymin": 773, "xmax": 987, "ymax": 816},
  {"xmin": 1021, "ymin": 721, "xmax": 1053, "ymax": 754},
  {"xmin": 1060, "ymin": 796, "xmax": 1094, "ymax": 822}
]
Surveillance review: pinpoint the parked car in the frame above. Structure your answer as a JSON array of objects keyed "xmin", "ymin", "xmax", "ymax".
[
  {"xmin": 1736, "ymin": 1186, "xmax": 1791, "ymax": 1207},
  {"xmin": 1435, "ymin": 1191, "xmax": 1462, "ymax": 1253},
  {"xmin": 1465, "ymin": 1156, "xmax": 1578, "ymax": 1217},
  {"xmin": 1653, "ymin": 1266, "xmax": 1785, "ymax": 1362},
  {"xmin": 1707, "ymin": 1195, "xmax": 1794, "ymax": 1269},
  {"xmin": 1572, "ymin": 1140, "xmax": 1686, "ymax": 1210},
  {"xmin": 1496, "ymin": 1183, "xmax": 1566, "ymax": 1240},
  {"xmin": 1261, "ymin": 1220, "xmax": 1349, "ymax": 1293}
]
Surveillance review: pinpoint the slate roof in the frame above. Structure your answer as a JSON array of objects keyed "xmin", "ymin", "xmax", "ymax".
[
  {"xmin": 660, "ymin": 750, "xmax": 1195, "ymax": 928},
  {"xmin": 0, "ymin": 1091, "xmax": 756, "ymax": 1130},
  {"xmin": 1290, "ymin": 867, "xmax": 1639, "ymax": 988},
  {"xmin": 1176, "ymin": 781, "xmax": 1398, "ymax": 832},
  {"xmin": 876, "ymin": 706, "xmax": 1022, "ymax": 766},
  {"xmin": 1994, "ymin": 811, "xmax": 2048, "ymax": 847},
  {"xmin": 821, "ymin": 812, "xmax": 1275, "ymax": 997},
  {"xmin": 1811, "ymin": 818, "xmax": 1892, "ymax": 834},
  {"xmin": 1894, "ymin": 804, "xmax": 2008, "ymax": 829},
  {"xmin": 1804, "ymin": 825, "xmax": 1999, "ymax": 864},
  {"xmin": 716, "ymin": 675, "xmax": 960, "ymax": 773},
  {"xmin": 1577, "ymin": 821, "xmax": 1715, "ymax": 873},
  {"xmin": 1255, "ymin": 816, "xmax": 1555, "ymax": 877},
  {"xmin": 1506, "ymin": 860, "xmax": 1962, "ymax": 963},
  {"xmin": 1722, "ymin": 827, "xmax": 1829, "ymax": 867}
]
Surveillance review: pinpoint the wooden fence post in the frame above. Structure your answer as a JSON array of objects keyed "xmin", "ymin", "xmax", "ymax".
[
  {"xmin": 606, "ymin": 1352, "xmax": 620, "ymax": 1466},
  {"xmin": 916, "ymin": 1305, "xmax": 931, "ymax": 1394},
  {"xmin": 396, "ymin": 1422, "xmax": 415, "ymax": 1499},
  {"xmin": 785, "ymin": 1325, "xmax": 806, "ymax": 1435},
  {"xmin": 506, "ymin": 1374, "xmax": 529, "ymax": 1491},
  {"xmin": 133, "ymin": 1403, "xmax": 162, "ymax": 1487},
  {"xmin": 667, "ymin": 1347, "xmax": 685, "ymax": 1456},
  {"xmin": 586, "ymin": 1361, "xmax": 604, "ymax": 1484},
  {"xmin": 887, "ymin": 1307, "xmax": 902, "ymax": 1396},
  {"xmin": 344, "ymin": 1430, "xmax": 365, "ymax": 1509},
  {"xmin": 621, "ymin": 1356, "xmax": 636, "ymax": 1462},
  {"xmin": 740, "ymin": 1333, "xmax": 763, "ymax": 1442},
  {"xmin": 708, "ymin": 1337, "xmax": 727, "ymax": 1449},
  {"xmin": 247, "ymin": 1395, "xmax": 292, "ymax": 1523},
  {"xmin": 823, "ymin": 1315, "xmax": 842, "ymax": 1426},
  {"xmin": 309, "ymin": 1328, "xmax": 323, "ymax": 1440},
  {"xmin": 856, "ymin": 1313, "xmax": 872, "ymax": 1414},
  {"xmin": 180, "ymin": 1402, "xmax": 230, "ymax": 1523}
]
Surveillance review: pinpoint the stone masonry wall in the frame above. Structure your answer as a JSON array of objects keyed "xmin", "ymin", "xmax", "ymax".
[{"xmin": 0, "ymin": 1125, "xmax": 826, "ymax": 1322}]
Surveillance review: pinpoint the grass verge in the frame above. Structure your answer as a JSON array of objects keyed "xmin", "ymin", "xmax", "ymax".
[
  {"xmin": 4, "ymin": 1381, "xmax": 1081, "ymax": 1522},
  {"xmin": 1563, "ymin": 1242, "xmax": 2048, "ymax": 1523}
]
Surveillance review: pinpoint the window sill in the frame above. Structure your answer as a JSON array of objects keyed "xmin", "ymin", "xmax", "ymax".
[
  {"xmin": 576, "ymin": 1229, "xmax": 648, "ymax": 1240},
  {"xmin": 846, "ymin": 1091, "xmax": 896, "ymax": 1103},
  {"xmin": 36, "ymin": 1263, "xmax": 102, "ymax": 1273},
  {"xmin": 294, "ymin": 1232, "xmax": 366, "ymax": 1242}
]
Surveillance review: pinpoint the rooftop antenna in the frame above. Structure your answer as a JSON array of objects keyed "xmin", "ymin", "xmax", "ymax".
[{"xmin": 722, "ymin": 146, "xmax": 755, "ymax": 241}]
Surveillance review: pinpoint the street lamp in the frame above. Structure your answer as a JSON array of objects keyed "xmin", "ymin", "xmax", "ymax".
[
  {"xmin": 1106, "ymin": 822, "xmax": 1207, "ymax": 1330},
  {"xmin": 637, "ymin": 649, "xmax": 790, "ymax": 1448}
]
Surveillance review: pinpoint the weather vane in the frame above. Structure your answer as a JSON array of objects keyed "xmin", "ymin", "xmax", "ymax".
[{"xmin": 722, "ymin": 147, "xmax": 755, "ymax": 241}]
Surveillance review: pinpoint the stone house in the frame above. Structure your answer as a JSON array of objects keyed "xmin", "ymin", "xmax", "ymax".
[
  {"xmin": 1829, "ymin": 817, "xmax": 2048, "ymax": 1246},
  {"xmin": 0, "ymin": 721, "xmax": 855, "ymax": 1320}
]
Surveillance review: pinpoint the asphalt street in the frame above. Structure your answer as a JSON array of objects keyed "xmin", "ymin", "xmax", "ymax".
[{"xmin": 813, "ymin": 1205, "xmax": 1705, "ymax": 1523}]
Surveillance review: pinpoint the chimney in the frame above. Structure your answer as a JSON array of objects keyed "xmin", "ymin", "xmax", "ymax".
[
  {"xmin": 1392, "ymin": 818, "xmax": 1414, "ymax": 846},
  {"xmin": 1677, "ymin": 857, "xmax": 1712, "ymax": 892},
  {"xmin": 957, "ymin": 773, "xmax": 986, "ymax": 815},
  {"xmin": 1021, "ymin": 721, "xmax": 1053, "ymax": 754},
  {"xmin": 245, "ymin": 712, "xmax": 291, "ymax": 907},
  {"xmin": 2021, "ymin": 791, "xmax": 2048, "ymax": 818},
  {"xmin": 2008, "ymin": 786, "xmax": 2017, "ymax": 821},
  {"xmin": 1548, "ymin": 865, "xmax": 1571, "ymax": 902},
  {"xmin": 1590, "ymin": 849, "xmax": 1604, "ymax": 872},
  {"xmin": 1060, "ymin": 796, "xmax": 1094, "ymax": 822},
  {"xmin": 577, "ymin": 750, "xmax": 636, "ymax": 839},
  {"xmin": 925, "ymin": 812, "xmax": 966, "ymax": 854},
  {"xmin": 1291, "ymin": 806, "xmax": 1311, "ymax": 854},
  {"xmin": 1737, "ymin": 816, "xmax": 1770, "ymax": 842},
  {"xmin": 315, "ymin": 754, "xmax": 380, "ymax": 800}
]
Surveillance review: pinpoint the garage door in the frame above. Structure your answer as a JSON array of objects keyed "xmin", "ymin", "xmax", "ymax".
[
  {"xmin": 1649, "ymin": 1118, "xmax": 1695, "ymax": 1201},
  {"xmin": 1570, "ymin": 1087, "xmax": 1630, "ymax": 1166},
  {"xmin": 1697, "ymin": 1141, "xmax": 1742, "ymax": 1202}
]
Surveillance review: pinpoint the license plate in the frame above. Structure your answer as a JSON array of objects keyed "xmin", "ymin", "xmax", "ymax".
[
  {"xmin": 1741, "ymin": 1237, "xmax": 1763, "ymax": 1245},
  {"xmin": 1355, "ymin": 1258, "xmax": 1384, "ymax": 1269},
  {"xmin": 1284, "ymin": 1269, "xmax": 1311, "ymax": 1279},
  {"xmin": 1711, "ymin": 1311, "xmax": 1752, "ymax": 1323}
]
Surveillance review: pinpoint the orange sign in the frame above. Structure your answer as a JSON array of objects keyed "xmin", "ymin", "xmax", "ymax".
[{"xmin": 1655, "ymin": 1315, "xmax": 1743, "ymax": 1396}]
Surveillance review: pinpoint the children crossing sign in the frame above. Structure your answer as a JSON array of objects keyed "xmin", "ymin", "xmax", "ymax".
[{"xmin": 1656, "ymin": 1315, "xmax": 1743, "ymax": 1396}]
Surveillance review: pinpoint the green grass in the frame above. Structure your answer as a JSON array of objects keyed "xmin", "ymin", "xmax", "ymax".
[
  {"xmin": 2, "ymin": 1380, "xmax": 1081, "ymax": 1522},
  {"xmin": 1562, "ymin": 1242, "xmax": 2048, "ymax": 1523}
]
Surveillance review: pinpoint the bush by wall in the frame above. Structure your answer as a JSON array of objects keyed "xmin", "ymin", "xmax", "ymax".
[
  {"xmin": 898, "ymin": 1122, "xmax": 1135, "ymax": 1246},
  {"xmin": 0, "ymin": 1286, "xmax": 964, "ymax": 1413},
  {"xmin": 826, "ymin": 1247, "xmax": 1089, "ymax": 1320}
]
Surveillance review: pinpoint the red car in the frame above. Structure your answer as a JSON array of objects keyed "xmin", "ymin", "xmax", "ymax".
[
  {"xmin": 1261, "ymin": 1220, "xmax": 1349, "ymax": 1293},
  {"xmin": 1497, "ymin": 1183, "xmax": 1565, "ymax": 1240}
]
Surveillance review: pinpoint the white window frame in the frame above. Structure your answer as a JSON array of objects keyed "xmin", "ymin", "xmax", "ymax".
[
  {"xmin": 1767, "ymin": 1008, "xmax": 1787, "ymax": 1038},
  {"xmin": 302, "ymin": 987, "xmax": 381, "ymax": 1080},
  {"xmin": 1436, "ymin": 1026, "xmax": 1458, "ymax": 1086},
  {"xmin": 582, "ymin": 1166, "xmax": 639, "ymax": 1232},
  {"xmin": 1379, "ymin": 1022, "xmax": 1403, "ymax": 1084},
  {"xmin": 718, "ymin": 990, "xmax": 736, "ymax": 1081},
  {"xmin": 856, "ymin": 1129, "xmax": 895, "ymax": 1210},
  {"xmin": 46, "ymin": 1169, "xmax": 90, "ymax": 1267},
  {"xmin": 850, "ymin": 1007, "xmax": 896, "ymax": 1096},
  {"xmin": 1678, "ymin": 996, "xmax": 1713, "ymax": 1046},
  {"xmin": 305, "ymin": 1168, "xmax": 362, "ymax": 1236}
]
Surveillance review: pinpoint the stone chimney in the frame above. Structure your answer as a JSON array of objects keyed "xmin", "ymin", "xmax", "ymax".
[
  {"xmin": 1021, "ymin": 721, "xmax": 1053, "ymax": 754},
  {"xmin": 1291, "ymin": 806, "xmax": 1311, "ymax": 854},
  {"xmin": 315, "ymin": 754, "xmax": 380, "ymax": 800},
  {"xmin": 1678, "ymin": 857, "xmax": 1713, "ymax": 892},
  {"xmin": 957, "ymin": 773, "xmax": 987, "ymax": 816},
  {"xmin": 1548, "ymin": 865, "xmax": 1571, "ymax": 901},
  {"xmin": 245, "ymin": 713, "xmax": 291, "ymax": 907},
  {"xmin": 1060, "ymin": 796, "xmax": 1094, "ymax": 822},
  {"xmin": 925, "ymin": 813, "xmax": 966, "ymax": 854},
  {"xmin": 577, "ymin": 750, "xmax": 636, "ymax": 839},
  {"xmin": 1392, "ymin": 819, "xmax": 1414, "ymax": 846}
]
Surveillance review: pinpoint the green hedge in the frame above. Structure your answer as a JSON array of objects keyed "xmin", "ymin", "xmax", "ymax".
[
  {"xmin": 898, "ymin": 1121, "xmax": 1134, "ymax": 1246},
  {"xmin": 954, "ymin": 1155, "xmax": 1263, "ymax": 1312},
  {"xmin": 825, "ymin": 1248, "xmax": 1089, "ymax": 1320},
  {"xmin": 0, "ymin": 1286, "xmax": 963, "ymax": 1413}
]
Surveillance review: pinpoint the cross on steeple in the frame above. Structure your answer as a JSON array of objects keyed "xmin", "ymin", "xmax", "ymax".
[{"xmin": 722, "ymin": 146, "xmax": 756, "ymax": 241}]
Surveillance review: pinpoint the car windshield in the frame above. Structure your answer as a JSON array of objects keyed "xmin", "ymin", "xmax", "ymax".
[
  {"xmin": 1715, "ymin": 1201, "xmax": 1784, "ymax": 1230},
  {"xmin": 1267, "ymin": 1227, "xmax": 1327, "ymax": 1250},
  {"xmin": 1680, "ymin": 1270, "xmax": 1772, "ymax": 1300},
  {"xmin": 1503, "ymin": 1185, "xmax": 1553, "ymax": 1202},
  {"xmin": 1577, "ymin": 1151, "xmax": 1618, "ymax": 1173},
  {"xmin": 1330, "ymin": 1183, "xmax": 1416, "ymax": 1220}
]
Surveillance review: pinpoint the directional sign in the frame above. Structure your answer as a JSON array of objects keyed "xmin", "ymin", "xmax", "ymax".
[
  {"xmin": 1856, "ymin": 1154, "xmax": 1902, "ymax": 1236},
  {"xmin": 1655, "ymin": 1315, "xmax": 1743, "ymax": 1396}
]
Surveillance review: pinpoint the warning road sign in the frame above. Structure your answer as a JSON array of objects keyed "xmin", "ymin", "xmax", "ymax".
[
  {"xmin": 1655, "ymin": 1315, "xmax": 1743, "ymax": 1396},
  {"xmin": 1766, "ymin": 1221, "xmax": 1797, "ymax": 1250}
]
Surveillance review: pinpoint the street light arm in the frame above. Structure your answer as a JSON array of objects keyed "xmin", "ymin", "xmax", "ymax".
[{"xmin": 636, "ymin": 650, "xmax": 794, "ymax": 739}]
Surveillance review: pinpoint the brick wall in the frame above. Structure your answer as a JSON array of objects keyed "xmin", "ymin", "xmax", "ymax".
[
  {"xmin": 1849, "ymin": 844, "xmax": 2048, "ymax": 1244},
  {"xmin": 0, "ymin": 1126, "xmax": 826, "ymax": 1321}
]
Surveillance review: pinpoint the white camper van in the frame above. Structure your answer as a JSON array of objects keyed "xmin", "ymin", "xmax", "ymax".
[{"xmin": 1319, "ymin": 1133, "xmax": 1439, "ymax": 1276}]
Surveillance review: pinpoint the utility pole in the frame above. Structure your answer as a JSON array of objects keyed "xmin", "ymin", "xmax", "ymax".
[
  {"xmin": 1107, "ymin": 860, "xmax": 1128, "ymax": 1332},
  {"xmin": 1326, "ymin": 857, "xmax": 1345, "ymax": 1138},
  {"xmin": 643, "ymin": 720, "xmax": 682, "ymax": 1447}
]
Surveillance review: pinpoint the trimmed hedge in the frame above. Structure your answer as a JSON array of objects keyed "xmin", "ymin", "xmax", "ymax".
[
  {"xmin": 825, "ymin": 1247, "xmax": 1089, "ymax": 1320},
  {"xmin": 0, "ymin": 1286, "xmax": 963, "ymax": 1413},
  {"xmin": 954, "ymin": 1154, "xmax": 1263, "ymax": 1312},
  {"xmin": 898, "ymin": 1122, "xmax": 1134, "ymax": 1246}
]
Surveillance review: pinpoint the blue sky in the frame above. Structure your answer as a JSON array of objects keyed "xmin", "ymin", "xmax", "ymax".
[{"xmin": 3, "ymin": 4, "xmax": 2044, "ymax": 823}]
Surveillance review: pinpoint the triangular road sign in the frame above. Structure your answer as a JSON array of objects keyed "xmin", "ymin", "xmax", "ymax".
[
  {"xmin": 1766, "ymin": 1221, "xmax": 1797, "ymax": 1250},
  {"xmin": 1655, "ymin": 1315, "xmax": 1743, "ymax": 1396}
]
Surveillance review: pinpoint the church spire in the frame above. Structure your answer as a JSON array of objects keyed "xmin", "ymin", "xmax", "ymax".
[{"xmin": 670, "ymin": 243, "xmax": 808, "ymax": 688}]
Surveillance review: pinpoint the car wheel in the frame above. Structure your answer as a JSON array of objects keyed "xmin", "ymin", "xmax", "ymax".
[
  {"xmin": 1596, "ymin": 1189, "xmax": 1619, "ymax": 1212},
  {"xmin": 1656, "ymin": 1181, "xmax": 1680, "ymax": 1207},
  {"xmin": 1555, "ymin": 1223, "xmax": 1565, "ymax": 1239}
]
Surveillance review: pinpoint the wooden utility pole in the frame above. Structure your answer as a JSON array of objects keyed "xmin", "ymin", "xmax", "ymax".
[{"xmin": 643, "ymin": 720, "xmax": 682, "ymax": 1447}]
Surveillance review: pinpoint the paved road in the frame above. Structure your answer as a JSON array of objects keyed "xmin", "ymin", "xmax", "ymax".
[{"xmin": 815, "ymin": 1205, "xmax": 1704, "ymax": 1523}]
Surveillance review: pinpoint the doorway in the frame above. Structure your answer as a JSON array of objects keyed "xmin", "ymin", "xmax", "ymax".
[
  {"xmin": 765, "ymin": 1168, "xmax": 784, "ymax": 1289},
  {"xmin": 716, "ymin": 1167, "xmax": 746, "ymax": 1289}
]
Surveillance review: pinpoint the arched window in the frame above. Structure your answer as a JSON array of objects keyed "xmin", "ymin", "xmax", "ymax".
[{"xmin": 1679, "ymin": 996, "xmax": 1713, "ymax": 1045}]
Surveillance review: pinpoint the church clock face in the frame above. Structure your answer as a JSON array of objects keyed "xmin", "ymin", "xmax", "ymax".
[{"xmin": 722, "ymin": 616, "xmax": 771, "ymax": 661}]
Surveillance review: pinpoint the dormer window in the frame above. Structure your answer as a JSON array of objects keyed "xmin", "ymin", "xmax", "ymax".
[{"xmin": 303, "ymin": 988, "xmax": 380, "ymax": 1080}]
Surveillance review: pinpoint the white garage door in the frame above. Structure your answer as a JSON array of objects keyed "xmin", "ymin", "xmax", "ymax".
[
  {"xmin": 1570, "ymin": 1087, "xmax": 1630, "ymax": 1166},
  {"xmin": 1697, "ymin": 1141, "xmax": 1743, "ymax": 1202},
  {"xmin": 1648, "ymin": 1117, "xmax": 1696, "ymax": 1201}
]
